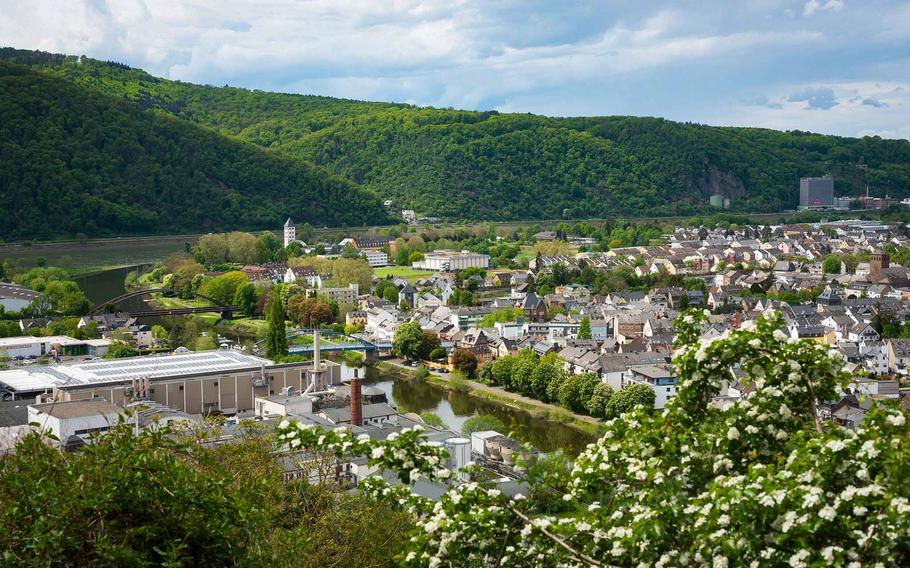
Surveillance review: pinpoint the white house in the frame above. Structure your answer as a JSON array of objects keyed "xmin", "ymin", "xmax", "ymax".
[
  {"xmin": 623, "ymin": 365, "xmax": 678, "ymax": 410},
  {"xmin": 285, "ymin": 267, "xmax": 324, "ymax": 288}
]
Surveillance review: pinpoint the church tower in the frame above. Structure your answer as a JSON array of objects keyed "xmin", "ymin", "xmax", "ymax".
[{"xmin": 283, "ymin": 218, "xmax": 296, "ymax": 247}]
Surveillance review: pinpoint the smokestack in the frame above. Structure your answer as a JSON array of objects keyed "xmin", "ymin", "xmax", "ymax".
[
  {"xmin": 350, "ymin": 368, "xmax": 362, "ymax": 427},
  {"xmin": 313, "ymin": 327, "xmax": 321, "ymax": 371}
]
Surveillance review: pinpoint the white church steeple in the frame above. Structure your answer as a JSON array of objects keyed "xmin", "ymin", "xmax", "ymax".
[{"xmin": 283, "ymin": 217, "xmax": 296, "ymax": 247}]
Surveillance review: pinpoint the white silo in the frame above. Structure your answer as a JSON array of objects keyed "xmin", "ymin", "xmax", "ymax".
[{"xmin": 445, "ymin": 437, "xmax": 472, "ymax": 481}]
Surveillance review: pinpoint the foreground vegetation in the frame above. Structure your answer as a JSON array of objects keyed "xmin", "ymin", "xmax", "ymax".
[
  {"xmin": 0, "ymin": 421, "xmax": 411, "ymax": 566},
  {"xmin": 4, "ymin": 310, "xmax": 906, "ymax": 566}
]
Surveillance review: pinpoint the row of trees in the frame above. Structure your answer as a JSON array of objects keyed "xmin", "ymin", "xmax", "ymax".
[
  {"xmin": 194, "ymin": 231, "xmax": 283, "ymax": 266},
  {"xmin": 479, "ymin": 350, "xmax": 655, "ymax": 419}
]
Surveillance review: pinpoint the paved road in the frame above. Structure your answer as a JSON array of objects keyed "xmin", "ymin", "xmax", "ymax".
[{"xmin": 382, "ymin": 359, "xmax": 601, "ymax": 426}]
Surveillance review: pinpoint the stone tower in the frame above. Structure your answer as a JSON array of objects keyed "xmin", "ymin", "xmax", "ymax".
[
  {"xmin": 869, "ymin": 250, "xmax": 889, "ymax": 280},
  {"xmin": 283, "ymin": 217, "xmax": 296, "ymax": 247}
]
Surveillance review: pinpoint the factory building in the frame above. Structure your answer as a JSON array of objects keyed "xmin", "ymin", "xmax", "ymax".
[
  {"xmin": 0, "ymin": 350, "xmax": 340, "ymax": 416},
  {"xmin": 799, "ymin": 176, "xmax": 835, "ymax": 209}
]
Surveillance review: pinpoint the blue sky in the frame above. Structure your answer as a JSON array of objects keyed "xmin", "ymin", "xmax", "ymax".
[{"xmin": 2, "ymin": 0, "xmax": 909, "ymax": 139}]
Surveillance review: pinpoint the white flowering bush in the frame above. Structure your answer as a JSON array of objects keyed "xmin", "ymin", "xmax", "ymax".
[{"xmin": 278, "ymin": 311, "xmax": 910, "ymax": 567}]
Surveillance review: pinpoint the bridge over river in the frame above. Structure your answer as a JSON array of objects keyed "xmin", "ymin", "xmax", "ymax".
[
  {"xmin": 87, "ymin": 288, "xmax": 239, "ymax": 319},
  {"xmin": 254, "ymin": 329, "xmax": 392, "ymax": 363}
]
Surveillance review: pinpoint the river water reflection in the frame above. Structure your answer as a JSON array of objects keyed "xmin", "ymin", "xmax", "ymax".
[{"xmin": 341, "ymin": 365, "xmax": 595, "ymax": 456}]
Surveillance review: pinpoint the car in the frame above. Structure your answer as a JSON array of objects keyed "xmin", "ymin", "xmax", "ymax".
[{"xmin": 411, "ymin": 361, "xmax": 420, "ymax": 367}]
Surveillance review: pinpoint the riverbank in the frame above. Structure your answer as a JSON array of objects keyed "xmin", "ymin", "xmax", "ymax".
[{"xmin": 374, "ymin": 360, "xmax": 602, "ymax": 437}]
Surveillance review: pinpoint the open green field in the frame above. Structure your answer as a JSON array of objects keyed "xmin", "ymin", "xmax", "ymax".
[
  {"xmin": 0, "ymin": 235, "xmax": 193, "ymax": 271},
  {"xmin": 374, "ymin": 266, "xmax": 435, "ymax": 281}
]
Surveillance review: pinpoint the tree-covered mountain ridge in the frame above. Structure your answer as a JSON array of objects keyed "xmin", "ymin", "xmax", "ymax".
[
  {"xmin": 0, "ymin": 57, "xmax": 392, "ymax": 240},
  {"xmin": 3, "ymin": 48, "xmax": 910, "ymax": 226}
]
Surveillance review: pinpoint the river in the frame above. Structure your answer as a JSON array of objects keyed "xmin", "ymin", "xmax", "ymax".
[
  {"xmin": 339, "ymin": 365, "xmax": 595, "ymax": 456},
  {"xmin": 78, "ymin": 265, "xmax": 149, "ymax": 310},
  {"xmin": 79, "ymin": 267, "xmax": 596, "ymax": 456}
]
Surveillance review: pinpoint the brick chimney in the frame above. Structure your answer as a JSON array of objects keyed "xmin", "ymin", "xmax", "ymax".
[{"xmin": 350, "ymin": 369, "xmax": 362, "ymax": 427}]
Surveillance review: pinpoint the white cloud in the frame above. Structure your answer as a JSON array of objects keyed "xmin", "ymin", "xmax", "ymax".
[
  {"xmin": 720, "ymin": 81, "xmax": 910, "ymax": 137},
  {"xmin": 0, "ymin": 0, "xmax": 906, "ymax": 138},
  {"xmin": 803, "ymin": 0, "xmax": 845, "ymax": 17}
]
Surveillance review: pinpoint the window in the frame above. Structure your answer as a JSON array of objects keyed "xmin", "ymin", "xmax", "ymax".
[
  {"xmin": 150, "ymin": 388, "xmax": 155, "ymax": 394},
  {"xmin": 178, "ymin": 385, "xmax": 184, "ymax": 391},
  {"xmin": 75, "ymin": 426, "xmax": 110, "ymax": 435},
  {"xmin": 213, "ymin": 382, "xmax": 218, "ymax": 387}
]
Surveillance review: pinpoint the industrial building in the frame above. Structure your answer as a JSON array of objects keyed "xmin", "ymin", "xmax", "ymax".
[
  {"xmin": 0, "ymin": 350, "xmax": 341, "ymax": 416},
  {"xmin": 799, "ymin": 176, "xmax": 835, "ymax": 209},
  {"xmin": 0, "ymin": 335, "xmax": 111, "ymax": 359}
]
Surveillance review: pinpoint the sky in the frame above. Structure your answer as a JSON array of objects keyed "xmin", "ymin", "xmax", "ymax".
[{"xmin": 2, "ymin": 0, "xmax": 909, "ymax": 139}]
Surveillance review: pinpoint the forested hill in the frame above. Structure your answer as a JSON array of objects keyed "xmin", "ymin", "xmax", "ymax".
[
  {"xmin": 3, "ymin": 48, "xmax": 910, "ymax": 226},
  {"xmin": 0, "ymin": 60, "xmax": 391, "ymax": 240}
]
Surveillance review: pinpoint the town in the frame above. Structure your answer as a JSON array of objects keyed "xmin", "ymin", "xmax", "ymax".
[
  {"xmin": 3, "ymin": 178, "xmax": 910, "ymax": 449},
  {"xmin": 3, "ymin": 193, "xmax": 910, "ymax": 564},
  {"xmin": 4, "ymin": 1, "xmax": 910, "ymax": 562}
]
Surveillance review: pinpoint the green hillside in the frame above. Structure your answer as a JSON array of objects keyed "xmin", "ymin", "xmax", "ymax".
[
  {"xmin": 3, "ymin": 48, "xmax": 910, "ymax": 227},
  {"xmin": 0, "ymin": 59, "xmax": 391, "ymax": 240}
]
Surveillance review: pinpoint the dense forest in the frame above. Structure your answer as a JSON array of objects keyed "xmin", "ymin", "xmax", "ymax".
[
  {"xmin": 0, "ymin": 59, "xmax": 391, "ymax": 240},
  {"xmin": 2, "ymin": 48, "xmax": 910, "ymax": 236}
]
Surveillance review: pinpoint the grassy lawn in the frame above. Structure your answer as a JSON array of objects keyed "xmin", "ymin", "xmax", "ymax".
[
  {"xmin": 374, "ymin": 266, "xmax": 435, "ymax": 281},
  {"xmin": 154, "ymin": 295, "xmax": 212, "ymax": 309},
  {"xmin": 513, "ymin": 247, "xmax": 534, "ymax": 266},
  {"xmin": 228, "ymin": 318, "xmax": 268, "ymax": 334}
]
